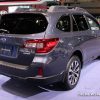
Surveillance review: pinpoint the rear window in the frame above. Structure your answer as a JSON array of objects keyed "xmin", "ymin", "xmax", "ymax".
[{"xmin": 0, "ymin": 13, "xmax": 48, "ymax": 34}]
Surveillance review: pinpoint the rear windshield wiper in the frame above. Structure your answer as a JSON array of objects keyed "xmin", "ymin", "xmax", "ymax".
[{"xmin": 0, "ymin": 29, "xmax": 10, "ymax": 34}]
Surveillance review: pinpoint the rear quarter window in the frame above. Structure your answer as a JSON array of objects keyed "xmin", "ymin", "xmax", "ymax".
[{"xmin": 56, "ymin": 15, "xmax": 71, "ymax": 32}]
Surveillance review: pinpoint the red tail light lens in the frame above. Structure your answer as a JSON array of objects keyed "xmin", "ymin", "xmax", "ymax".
[{"xmin": 24, "ymin": 38, "xmax": 59, "ymax": 53}]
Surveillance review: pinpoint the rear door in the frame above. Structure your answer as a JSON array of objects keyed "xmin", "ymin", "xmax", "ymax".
[
  {"xmin": 0, "ymin": 13, "xmax": 48, "ymax": 66},
  {"xmin": 72, "ymin": 14, "xmax": 99, "ymax": 62},
  {"xmin": 85, "ymin": 15, "xmax": 100, "ymax": 57}
]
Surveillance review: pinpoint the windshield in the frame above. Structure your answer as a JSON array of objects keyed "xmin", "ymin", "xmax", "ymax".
[{"xmin": 0, "ymin": 13, "xmax": 48, "ymax": 34}]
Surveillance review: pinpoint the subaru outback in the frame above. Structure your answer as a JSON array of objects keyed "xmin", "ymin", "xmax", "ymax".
[{"xmin": 0, "ymin": 6, "xmax": 100, "ymax": 90}]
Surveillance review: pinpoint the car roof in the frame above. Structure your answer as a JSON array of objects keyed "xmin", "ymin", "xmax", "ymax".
[
  {"xmin": 3, "ymin": 6, "xmax": 92, "ymax": 19},
  {"xmin": 47, "ymin": 6, "xmax": 90, "ymax": 15}
]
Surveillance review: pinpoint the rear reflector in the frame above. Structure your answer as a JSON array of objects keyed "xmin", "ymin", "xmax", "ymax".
[
  {"xmin": 24, "ymin": 38, "xmax": 59, "ymax": 53},
  {"xmin": 38, "ymin": 67, "xmax": 43, "ymax": 76}
]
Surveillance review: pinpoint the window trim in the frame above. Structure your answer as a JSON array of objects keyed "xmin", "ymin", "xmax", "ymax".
[{"xmin": 71, "ymin": 14, "xmax": 79, "ymax": 32}]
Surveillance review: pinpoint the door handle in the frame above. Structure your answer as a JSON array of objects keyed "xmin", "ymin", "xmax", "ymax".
[{"xmin": 78, "ymin": 37, "xmax": 83, "ymax": 41}]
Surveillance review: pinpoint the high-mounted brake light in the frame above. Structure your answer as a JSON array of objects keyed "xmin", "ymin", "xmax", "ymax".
[{"xmin": 24, "ymin": 38, "xmax": 59, "ymax": 53}]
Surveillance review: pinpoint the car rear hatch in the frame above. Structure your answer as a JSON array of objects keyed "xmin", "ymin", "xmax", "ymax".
[{"xmin": 0, "ymin": 13, "xmax": 48, "ymax": 67}]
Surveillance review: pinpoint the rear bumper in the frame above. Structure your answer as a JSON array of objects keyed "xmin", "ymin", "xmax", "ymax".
[
  {"xmin": 21, "ymin": 74, "xmax": 63, "ymax": 85},
  {"xmin": 0, "ymin": 62, "xmax": 63, "ymax": 85}
]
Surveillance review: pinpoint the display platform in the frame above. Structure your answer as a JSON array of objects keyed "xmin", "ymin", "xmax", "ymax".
[{"xmin": 0, "ymin": 60, "xmax": 100, "ymax": 100}]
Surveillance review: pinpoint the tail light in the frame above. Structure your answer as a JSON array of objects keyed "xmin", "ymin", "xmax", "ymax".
[{"xmin": 24, "ymin": 38, "xmax": 59, "ymax": 53}]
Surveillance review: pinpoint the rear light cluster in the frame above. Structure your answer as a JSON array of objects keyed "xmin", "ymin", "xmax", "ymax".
[{"xmin": 24, "ymin": 38, "xmax": 59, "ymax": 53}]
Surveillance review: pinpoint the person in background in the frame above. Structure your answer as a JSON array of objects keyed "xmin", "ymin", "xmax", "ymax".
[{"xmin": 57, "ymin": 0, "xmax": 65, "ymax": 5}]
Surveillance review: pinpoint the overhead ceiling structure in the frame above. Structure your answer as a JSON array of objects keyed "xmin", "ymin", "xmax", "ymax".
[
  {"xmin": 0, "ymin": 0, "xmax": 45, "ymax": 6},
  {"xmin": 0, "ymin": 0, "xmax": 100, "ymax": 14},
  {"xmin": 0, "ymin": 0, "xmax": 46, "ymax": 14},
  {"xmin": 58, "ymin": 0, "xmax": 100, "ymax": 14},
  {"xmin": 59, "ymin": 0, "xmax": 100, "ymax": 3}
]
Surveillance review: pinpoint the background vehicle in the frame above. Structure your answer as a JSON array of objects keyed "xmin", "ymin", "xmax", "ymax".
[{"xmin": 0, "ymin": 6, "xmax": 100, "ymax": 90}]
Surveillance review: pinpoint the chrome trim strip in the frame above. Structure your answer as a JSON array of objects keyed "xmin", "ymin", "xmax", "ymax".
[{"xmin": 0, "ymin": 61, "xmax": 28, "ymax": 70}]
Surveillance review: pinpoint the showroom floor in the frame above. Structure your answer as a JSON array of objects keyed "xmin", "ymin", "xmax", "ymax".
[{"xmin": 0, "ymin": 60, "xmax": 100, "ymax": 100}]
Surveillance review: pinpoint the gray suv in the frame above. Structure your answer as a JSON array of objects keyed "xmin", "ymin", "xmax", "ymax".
[{"xmin": 0, "ymin": 6, "xmax": 100, "ymax": 90}]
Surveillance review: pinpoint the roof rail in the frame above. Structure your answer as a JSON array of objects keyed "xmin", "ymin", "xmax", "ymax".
[
  {"xmin": 74, "ymin": 7, "xmax": 88, "ymax": 13},
  {"xmin": 48, "ymin": 6, "xmax": 69, "ymax": 12},
  {"xmin": 48, "ymin": 6, "xmax": 88, "ymax": 13}
]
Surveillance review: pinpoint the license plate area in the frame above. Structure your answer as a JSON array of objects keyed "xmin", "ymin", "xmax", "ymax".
[{"xmin": 0, "ymin": 44, "xmax": 18, "ymax": 58}]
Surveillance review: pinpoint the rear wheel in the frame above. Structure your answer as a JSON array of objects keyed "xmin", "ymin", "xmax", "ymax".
[{"xmin": 63, "ymin": 56, "xmax": 81, "ymax": 90}]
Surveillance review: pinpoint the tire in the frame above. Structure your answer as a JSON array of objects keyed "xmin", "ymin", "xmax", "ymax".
[{"xmin": 63, "ymin": 56, "xmax": 81, "ymax": 90}]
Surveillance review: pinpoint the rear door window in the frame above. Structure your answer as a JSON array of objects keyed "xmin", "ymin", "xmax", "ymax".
[
  {"xmin": 73, "ymin": 15, "xmax": 89, "ymax": 31},
  {"xmin": 0, "ymin": 13, "xmax": 48, "ymax": 34}
]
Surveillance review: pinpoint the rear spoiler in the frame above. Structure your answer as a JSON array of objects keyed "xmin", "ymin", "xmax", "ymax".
[{"xmin": 0, "ymin": 0, "xmax": 45, "ymax": 6}]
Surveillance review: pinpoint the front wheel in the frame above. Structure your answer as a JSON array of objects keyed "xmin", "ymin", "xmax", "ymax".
[{"xmin": 63, "ymin": 56, "xmax": 82, "ymax": 90}]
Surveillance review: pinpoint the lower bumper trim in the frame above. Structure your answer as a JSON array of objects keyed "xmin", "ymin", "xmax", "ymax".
[{"xmin": 0, "ymin": 61, "xmax": 28, "ymax": 70}]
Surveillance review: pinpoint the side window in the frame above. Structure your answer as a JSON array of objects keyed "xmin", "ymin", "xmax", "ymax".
[
  {"xmin": 72, "ymin": 16, "xmax": 78, "ymax": 31},
  {"xmin": 56, "ymin": 15, "xmax": 70, "ymax": 32},
  {"xmin": 86, "ymin": 16, "xmax": 100, "ymax": 30},
  {"xmin": 73, "ymin": 15, "xmax": 89, "ymax": 31}
]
